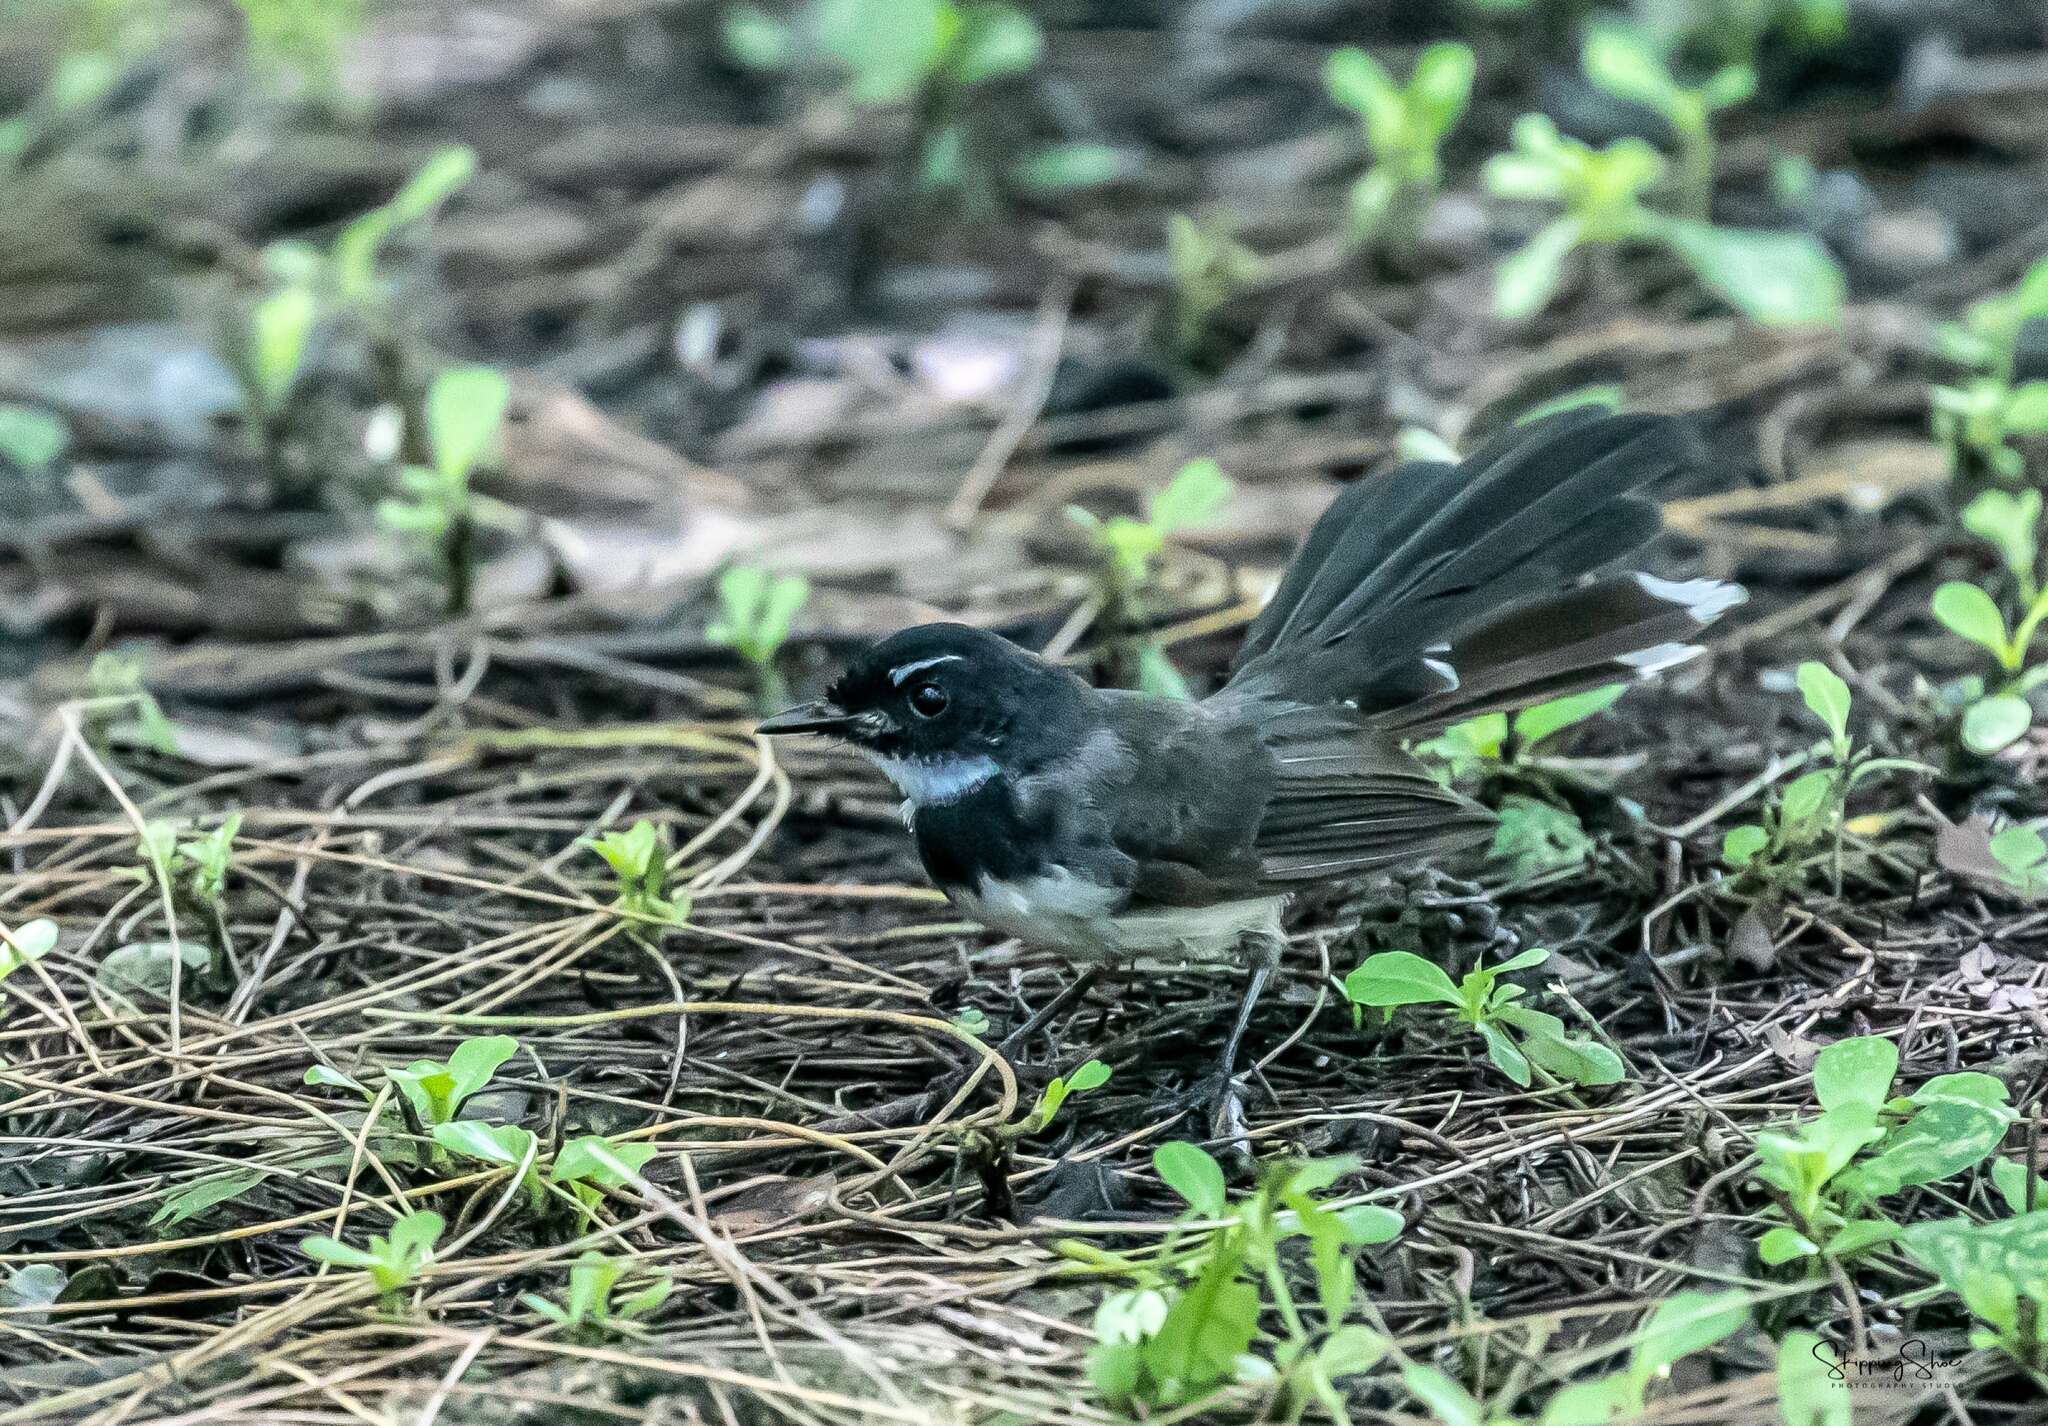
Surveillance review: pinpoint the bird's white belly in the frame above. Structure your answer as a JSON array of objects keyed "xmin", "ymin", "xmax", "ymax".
[{"xmin": 950, "ymin": 868, "xmax": 1284, "ymax": 961}]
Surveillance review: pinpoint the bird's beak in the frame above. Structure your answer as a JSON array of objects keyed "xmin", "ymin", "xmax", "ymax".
[{"xmin": 756, "ymin": 700, "xmax": 860, "ymax": 737}]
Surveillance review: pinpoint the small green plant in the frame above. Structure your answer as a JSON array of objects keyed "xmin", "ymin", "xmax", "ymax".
[
  {"xmin": 1988, "ymin": 822, "xmax": 2048, "ymax": 896},
  {"xmin": 1933, "ymin": 490, "xmax": 2048, "ymax": 754},
  {"xmin": 1340, "ymin": 948, "xmax": 1624, "ymax": 1089},
  {"xmin": 1164, "ymin": 214, "xmax": 1265, "ymax": 365},
  {"xmin": 706, "ymin": 566, "xmax": 809, "ymax": 713},
  {"xmin": 307, "ymin": 1035, "xmax": 519, "ymax": 1166},
  {"xmin": 1068, "ymin": 457, "xmax": 1234, "ymax": 696},
  {"xmin": 1083, "ymin": 1145, "xmax": 1402, "ymax": 1415},
  {"xmin": 376, "ymin": 364, "xmax": 511, "ymax": 616},
  {"xmin": 522, "ymin": 1251, "xmax": 673, "ymax": 1340},
  {"xmin": 300, "ymin": 1208, "xmax": 444, "ymax": 1314},
  {"xmin": 1753, "ymin": 1035, "xmax": 2014, "ymax": 1267},
  {"xmin": 1020, "ymin": 1058, "xmax": 1110, "ymax": 1135},
  {"xmin": 0, "ymin": 919, "xmax": 58, "ymax": 986},
  {"xmin": 87, "ymin": 650, "xmax": 177, "ymax": 755},
  {"xmin": 1419, "ymin": 685, "xmax": 1628, "ymax": 774},
  {"xmin": 231, "ymin": 0, "xmax": 367, "ymax": 97},
  {"xmin": 1324, "ymin": 42, "xmax": 1476, "ymax": 251},
  {"xmin": 722, "ymin": 0, "xmax": 1085, "ymax": 205},
  {"xmin": 1534, "ymin": 1290, "xmax": 1751, "ymax": 1424},
  {"xmin": 551, "ymin": 1135, "xmax": 660, "ymax": 1227},
  {"xmin": 1721, "ymin": 662, "xmax": 1921, "ymax": 888},
  {"xmin": 175, "ymin": 815, "xmax": 241, "ymax": 910},
  {"xmin": 1483, "ymin": 112, "xmax": 1842, "ymax": 326},
  {"xmin": 1580, "ymin": 22, "xmax": 1754, "ymax": 221},
  {"xmin": 1933, "ymin": 255, "xmax": 2048, "ymax": 480},
  {"xmin": 0, "ymin": 403, "xmax": 68, "ymax": 472},
  {"xmin": 580, "ymin": 820, "xmax": 688, "ymax": 926},
  {"xmin": 224, "ymin": 283, "xmax": 317, "ymax": 488},
  {"xmin": 1900, "ymin": 1211, "xmax": 2048, "ymax": 1376}
]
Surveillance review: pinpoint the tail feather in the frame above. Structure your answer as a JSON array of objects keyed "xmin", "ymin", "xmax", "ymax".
[{"xmin": 1225, "ymin": 410, "xmax": 1740, "ymax": 730}]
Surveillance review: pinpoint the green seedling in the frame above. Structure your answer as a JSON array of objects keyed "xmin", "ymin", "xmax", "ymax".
[
  {"xmin": 231, "ymin": 0, "xmax": 366, "ymax": 97},
  {"xmin": 1483, "ymin": 112, "xmax": 1841, "ymax": 326},
  {"xmin": 0, "ymin": 403, "xmax": 68, "ymax": 472},
  {"xmin": 305, "ymin": 1035, "xmax": 519, "ymax": 1165},
  {"xmin": 223, "ymin": 283, "xmax": 317, "ymax": 487},
  {"xmin": 1581, "ymin": 22, "xmax": 1754, "ymax": 222},
  {"xmin": 723, "ymin": 0, "xmax": 1079, "ymax": 205},
  {"xmin": 1900, "ymin": 1211, "xmax": 2048, "ymax": 1375},
  {"xmin": 324, "ymin": 146, "xmax": 479, "ymax": 310},
  {"xmin": 149, "ymin": 1168, "xmax": 268, "ymax": 1229},
  {"xmin": 1535, "ymin": 1291, "xmax": 1751, "ymax": 1425},
  {"xmin": 1020, "ymin": 1059, "xmax": 1110, "ymax": 1135},
  {"xmin": 300, "ymin": 1208, "xmax": 443, "ymax": 1314},
  {"xmin": 1992, "ymin": 1157, "xmax": 2048, "ymax": 1216},
  {"xmin": 0, "ymin": 919, "xmax": 58, "ymax": 987},
  {"xmin": 581, "ymin": 819, "xmax": 687, "ymax": 926},
  {"xmin": 88, "ymin": 650, "xmax": 177, "ymax": 755},
  {"xmin": 706, "ymin": 565, "xmax": 809, "ymax": 713},
  {"xmin": 1753, "ymin": 1035, "xmax": 2014, "ymax": 1267},
  {"xmin": 376, "ymin": 364, "xmax": 510, "ymax": 615},
  {"xmin": 1084, "ymin": 1145, "xmax": 1402, "ymax": 1416},
  {"xmin": 1933, "ymin": 256, "xmax": 2048, "ymax": 480},
  {"xmin": 1068, "ymin": 457, "xmax": 1234, "ymax": 697},
  {"xmin": 552, "ymin": 1134, "xmax": 659, "ymax": 1227},
  {"xmin": 1721, "ymin": 662, "xmax": 1922, "ymax": 889},
  {"xmin": 1164, "ymin": 214, "xmax": 1266, "ymax": 365},
  {"xmin": 433, "ymin": 1121, "xmax": 545, "ymax": 1213},
  {"xmin": 1933, "ymin": 487, "xmax": 2048, "ymax": 752},
  {"xmin": 522, "ymin": 1251, "xmax": 673, "ymax": 1341},
  {"xmin": 174, "ymin": 814, "xmax": 240, "ymax": 910},
  {"xmin": 1988, "ymin": 823, "xmax": 2048, "ymax": 897},
  {"xmin": 1341, "ymin": 947, "xmax": 1624, "ymax": 1089},
  {"xmin": 1324, "ymin": 42, "xmax": 1476, "ymax": 251}
]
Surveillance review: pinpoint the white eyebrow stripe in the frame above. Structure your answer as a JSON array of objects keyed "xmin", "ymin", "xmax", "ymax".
[{"xmin": 889, "ymin": 655, "xmax": 964, "ymax": 685}]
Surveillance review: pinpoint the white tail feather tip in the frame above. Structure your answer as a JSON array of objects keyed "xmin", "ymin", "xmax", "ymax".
[{"xmin": 1634, "ymin": 573, "xmax": 1747, "ymax": 623}]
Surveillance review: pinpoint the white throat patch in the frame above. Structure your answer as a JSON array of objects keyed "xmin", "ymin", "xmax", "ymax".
[{"xmin": 862, "ymin": 750, "xmax": 998, "ymax": 807}]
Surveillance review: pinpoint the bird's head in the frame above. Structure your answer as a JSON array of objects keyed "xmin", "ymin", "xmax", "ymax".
[{"xmin": 757, "ymin": 622, "xmax": 1089, "ymax": 781}]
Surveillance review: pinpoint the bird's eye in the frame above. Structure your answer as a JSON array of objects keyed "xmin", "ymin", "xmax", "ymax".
[{"xmin": 908, "ymin": 683, "xmax": 949, "ymax": 718}]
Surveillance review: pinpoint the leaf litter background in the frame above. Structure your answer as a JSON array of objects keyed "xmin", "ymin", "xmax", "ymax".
[{"xmin": 2, "ymin": 1, "xmax": 2048, "ymax": 1423}]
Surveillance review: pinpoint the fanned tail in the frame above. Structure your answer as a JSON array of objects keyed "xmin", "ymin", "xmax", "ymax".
[{"xmin": 1224, "ymin": 409, "xmax": 1743, "ymax": 733}]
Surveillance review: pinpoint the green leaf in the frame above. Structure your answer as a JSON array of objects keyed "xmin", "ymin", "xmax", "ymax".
[
  {"xmin": 425, "ymin": 366, "xmax": 511, "ymax": 483},
  {"xmin": 1142, "ymin": 1247, "xmax": 1258, "ymax": 1398},
  {"xmin": 1541, "ymin": 1373, "xmax": 1638, "ymax": 1426},
  {"xmin": 1932, "ymin": 582, "xmax": 2011, "ymax": 661},
  {"xmin": 1066, "ymin": 1059, "xmax": 1111, "ymax": 1094},
  {"xmin": 551, "ymin": 1135, "xmax": 657, "ymax": 1188},
  {"xmin": 0, "ymin": 919, "xmax": 58, "ymax": 981},
  {"xmin": 1777, "ymin": 770, "xmax": 1835, "ymax": 836},
  {"xmin": 1478, "ymin": 1020, "xmax": 1532, "ymax": 1086},
  {"xmin": 386, "ymin": 1208, "xmax": 445, "ymax": 1265},
  {"xmin": 1655, "ymin": 220, "xmax": 1845, "ymax": 326},
  {"xmin": 301, "ymin": 1235, "xmax": 380, "ymax": 1270},
  {"xmin": 1990, "ymin": 824, "xmax": 2047, "ymax": 882},
  {"xmin": 1496, "ymin": 216, "xmax": 1584, "ymax": 320},
  {"xmin": 446, "ymin": 1035, "xmax": 519, "ymax": 1102},
  {"xmin": 817, "ymin": 0, "xmax": 947, "ymax": 104},
  {"xmin": 1489, "ymin": 795, "xmax": 1596, "ymax": 877},
  {"xmin": 951, "ymin": 4, "xmax": 1040, "ymax": 86},
  {"xmin": 1992, "ymin": 1158, "xmax": 2048, "ymax": 1215},
  {"xmin": 1823, "ymin": 1216, "xmax": 1898, "ymax": 1258},
  {"xmin": 1629, "ymin": 1290, "xmax": 1749, "ymax": 1395},
  {"xmin": 1503, "ymin": 1009, "xmax": 1627, "ymax": 1086},
  {"xmin": 1336, "ymin": 1204, "xmax": 1404, "ymax": 1245},
  {"xmin": 1961, "ymin": 489, "xmax": 2041, "ymax": 587},
  {"xmin": 96, "ymin": 940, "xmax": 209, "ymax": 1008},
  {"xmin": 1341, "ymin": 951, "xmax": 1464, "ymax": 1009},
  {"xmin": 1963, "ymin": 695, "xmax": 2032, "ymax": 756},
  {"xmin": 304, "ymin": 1064, "xmax": 366, "ymax": 1094},
  {"xmin": 1317, "ymin": 1323, "xmax": 1388, "ymax": 1378},
  {"xmin": 249, "ymin": 286, "xmax": 316, "ymax": 413},
  {"xmin": 1722, "ymin": 823, "xmax": 1768, "ymax": 869},
  {"xmin": 1148, "ymin": 458, "xmax": 1233, "ymax": 534},
  {"xmin": 1794, "ymin": 661, "xmax": 1851, "ymax": 748},
  {"xmin": 1402, "ymin": 1363, "xmax": 1485, "ymax": 1426},
  {"xmin": 1407, "ymin": 42, "xmax": 1476, "ymax": 140},
  {"xmin": 1839, "ymin": 1098, "xmax": 2012, "ymax": 1202},
  {"xmin": 1757, "ymin": 1225, "xmax": 1819, "ymax": 1265},
  {"xmin": 0, "ymin": 403, "xmax": 68, "ymax": 469},
  {"xmin": 721, "ymin": 5, "xmax": 791, "ymax": 69},
  {"xmin": 1777, "ymin": 1331, "xmax": 1851, "ymax": 1426},
  {"xmin": 1813, "ymin": 1036, "xmax": 1898, "ymax": 1111},
  {"xmin": 1582, "ymin": 24, "xmax": 1679, "ymax": 116},
  {"xmin": 1324, "ymin": 48, "xmax": 1399, "ymax": 128},
  {"xmin": 1009, "ymin": 143, "xmax": 1126, "ymax": 194},
  {"xmin": 1153, "ymin": 1141, "xmax": 1227, "ymax": 1217},
  {"xmin": 332, "ymin": 147, "xmax": 476, "ymax": 299},
  {"xmin": 1512, "ymin": 684, "xmax": 1627, "ymax": 749},
  {"xmin": 2004, "ymin": 382, "xmax": 2048, "ymax": 433},
  {"xmin": 150, "ymin": 1169, "xmax": 266, "ymax": 1228},
  {"xmin": 432, "ymin": 1120, "xmax": 537, "ymax": 1169}
]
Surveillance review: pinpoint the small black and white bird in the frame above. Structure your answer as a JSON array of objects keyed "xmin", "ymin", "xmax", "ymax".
[{"xmin": 759, "ymin": 411, "xmax": 1743, "ymax": 1117}]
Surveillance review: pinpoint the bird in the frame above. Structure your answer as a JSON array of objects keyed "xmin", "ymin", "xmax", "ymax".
[{"xmin": 758, "ymin": 410, "xmax": 1744, "ymax": 1130}]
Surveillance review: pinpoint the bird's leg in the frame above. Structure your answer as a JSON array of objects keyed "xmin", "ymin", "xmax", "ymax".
[{"xmin": 1206, "ymin": 927, "xmax": 1284, "ymax": 1150}]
